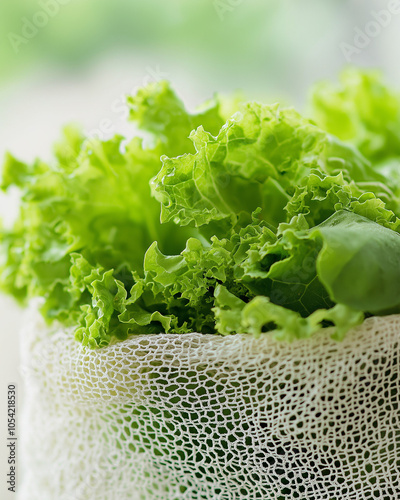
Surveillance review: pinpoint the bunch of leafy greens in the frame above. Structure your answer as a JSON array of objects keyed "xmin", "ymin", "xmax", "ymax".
[{"xmin": 2, "ymin": 70, "xmax": 400, "ymax": 348}]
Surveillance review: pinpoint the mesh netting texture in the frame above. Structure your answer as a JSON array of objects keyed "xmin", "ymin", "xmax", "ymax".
[{"xmin": 19, "ymin": 304, "xmax": 400, "ymax": 500}]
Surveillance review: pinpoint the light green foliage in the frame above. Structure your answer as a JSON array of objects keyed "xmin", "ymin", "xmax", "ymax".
[
  {"xmin": 2, "ymin": 72, "xmax": 400, "ymax": 347},
  {"xmin": 310, "ymin": 69, "xmax": 400, "ymax": 164}
]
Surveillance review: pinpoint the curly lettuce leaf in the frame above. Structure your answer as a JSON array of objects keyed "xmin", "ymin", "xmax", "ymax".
[
  {"xmin": 106, "ymin": 209, "xmax": 400, "ymax": 343},
  {"xmin": 266, "ymin": 210, "xmax": 400, "ymax": 317},
  {"xmin": 213, "ymin": 285, "xmax": 363, "ymax": 342},
  {"xmin": 127, "ymin": 80, "xmax": 228, "ymax": 158},
  {"xmin": 2, "ymin": 73, "xmax": 400, "ymax": 347},
  {"xmin": 1, "ymin": 82, "xmax": 231, "ymax": 341},
  {"xmin": 212, "ymin": 209, "xmax": 400, "ymax": 340},
  {"xmin": 286, "ymin": 169, "xmax": 400, "ymax": 230},
  {"xmin": 151, "ymin": 101, "xmax": 386, "ymax": 238}
]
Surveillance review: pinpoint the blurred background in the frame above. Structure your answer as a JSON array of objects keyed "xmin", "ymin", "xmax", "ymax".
[
  {"xmin": 2, "ymin": 0, "xmax": 400, "ymax": 161},
  {"xmin": 1, "ymin": 0, "xmax": 400, "ymax": 496}
]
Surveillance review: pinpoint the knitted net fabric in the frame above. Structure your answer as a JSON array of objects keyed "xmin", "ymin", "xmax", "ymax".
[{"xmin": 19, "ymin": 303, "xmax": 400, "ymax": 500}]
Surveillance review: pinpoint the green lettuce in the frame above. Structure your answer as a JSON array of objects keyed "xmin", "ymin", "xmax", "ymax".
[
  {"xmin": 310, "ymin": 68, "xmax": 400, "ymax": 164},
  {"xmin": 152, "ymin": 101, "xmax": 393, "ymax": 235},
  {"xmin": 2, "ymin": 71, "xmax": 400, "ymax": 347}
]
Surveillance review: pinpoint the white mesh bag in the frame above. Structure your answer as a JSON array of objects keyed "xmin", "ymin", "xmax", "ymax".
[{"xmin": 19, "ymin": 302, "xmax": 400, "ymax": 500}]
